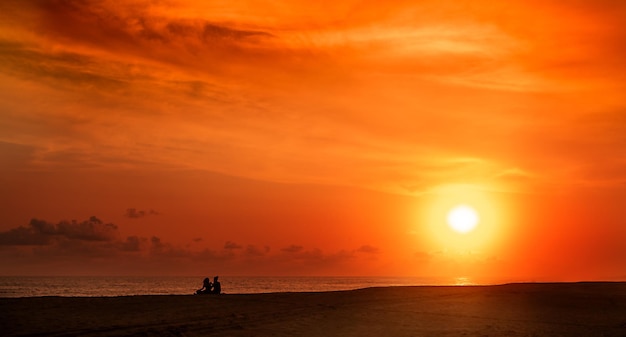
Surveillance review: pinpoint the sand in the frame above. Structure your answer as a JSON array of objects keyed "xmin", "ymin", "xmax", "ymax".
[{"xmin": 1, "ymin": 282, "xmax": 625, "ymax": 336}]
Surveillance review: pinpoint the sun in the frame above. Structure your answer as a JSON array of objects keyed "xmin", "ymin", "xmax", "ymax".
[
  {"xmin": 419, "ymin": 184, "xmax": 506, "ymax": 253},
  {"xmin": 447, "ymin": 205, "xmax": 479, "ymax": 234}
]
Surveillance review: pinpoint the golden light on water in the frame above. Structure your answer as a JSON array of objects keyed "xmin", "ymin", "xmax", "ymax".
[{"xmin": 454, "ymin": 277, "xmax": 474, "ymax": 286}]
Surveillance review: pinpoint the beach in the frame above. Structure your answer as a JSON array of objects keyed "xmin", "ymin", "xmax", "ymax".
[{"xmin": 1, "ymin": 282, "xmax": 625, "ymax": 336}]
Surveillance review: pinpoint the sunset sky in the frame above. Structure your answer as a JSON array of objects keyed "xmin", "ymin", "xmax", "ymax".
[{"xmin": 1, "ymin": 0, "xmax": 625, "ymax": 280}]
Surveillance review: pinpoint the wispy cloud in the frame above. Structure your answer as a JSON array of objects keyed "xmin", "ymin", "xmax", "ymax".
[{"xmin": 1, "ymin": 0, "xmax": 625, "ymax": 194}]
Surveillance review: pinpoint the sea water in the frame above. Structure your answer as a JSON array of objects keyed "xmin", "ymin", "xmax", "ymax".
[{"xmin": 0, "ymin": 276, "xmax": 489, "ymax": 297}]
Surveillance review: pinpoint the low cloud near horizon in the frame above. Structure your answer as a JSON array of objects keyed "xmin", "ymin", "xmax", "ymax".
[{"xmin": 0, "ymin": 216, "xmax": 383, "ymax": 276}]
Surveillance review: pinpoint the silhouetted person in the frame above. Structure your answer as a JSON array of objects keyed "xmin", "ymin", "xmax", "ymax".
[
  {"xmin": 212, "ymin": 276, "xmax": 221, "ymax": 294},
  {"xmin": 195, "ymin": 277, "xmax": 212, "ymax": 294}
]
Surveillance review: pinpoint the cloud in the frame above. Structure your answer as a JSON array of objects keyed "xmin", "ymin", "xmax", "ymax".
[
  {"xmin": 0, "ymin": 217, "xmax": 395, "ymax": 275},
  {"xmin": 125, "ymin": 208, "xmax": 159, "ymax": 219},
  {"xmin": 149, "ymin": 236, "xmax": 194, "ymax": 258},
  {"xmin": 120, "ymin": 236, "xmax": 144, "ymax": 252},
  {"xmin": 274, "ymin": 248, "xmax": 359, "ymax": 273},
  {"xmin": 224, "ymin": 241, "xmax": 243, "ymax": 250},
  {"xmin": 495, "ymin": 168, "xmax": 533, "ymax": 182},
  {"xmin": 0, "ymin": 40, "xmax": 125, "ymax": 89},
  {"xmin": 0, "ymin": 225, "xmax": 48, "ymax": 246},
  {"xmin": 281, "ymin": 244, "xmax": 304, "ymax": 253},
  {"xmin": 245, "ymin": 245, "xmax": 270, "ymax": 257},
  {"xmin": 32, "ymin": 0, "xmax": 274, "ymax": 67},
  {"xmin": 0, "ymin": 216, "xmax": 118, "ymax": 246},
  {"xmin": 356, "ymin": 245, "xmax": 380, "ymax": 254}
]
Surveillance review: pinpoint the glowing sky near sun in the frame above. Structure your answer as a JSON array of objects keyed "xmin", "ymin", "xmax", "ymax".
[{"xmin": 0, "ymin": 0, "xmax": 625, "ymax": 280}]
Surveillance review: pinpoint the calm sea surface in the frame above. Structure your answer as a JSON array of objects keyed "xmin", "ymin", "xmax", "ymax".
[{"xmin": 0, "ymin": 276, "xmax": 498, "ymax": 297}]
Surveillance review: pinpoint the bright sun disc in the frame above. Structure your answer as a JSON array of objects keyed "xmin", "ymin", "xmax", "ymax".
[{"xmin": 447, "ymin": 205, "xmax": 479, "ymax": 234}]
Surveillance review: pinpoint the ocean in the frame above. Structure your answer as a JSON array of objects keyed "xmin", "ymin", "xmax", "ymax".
[{"xmin": 0, "ymin": 276, "xmax": 488, "ymax": 297}]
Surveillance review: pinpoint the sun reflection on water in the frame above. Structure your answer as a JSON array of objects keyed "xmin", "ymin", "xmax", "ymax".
[{"xmin": 454, "ymin": 277, "xmax": 475, "ymax": 286}]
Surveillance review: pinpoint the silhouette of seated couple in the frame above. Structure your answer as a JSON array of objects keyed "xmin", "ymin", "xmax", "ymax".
[{"xmin": 196, "ymin": 276, "xmax": 221, "ymax": 295}]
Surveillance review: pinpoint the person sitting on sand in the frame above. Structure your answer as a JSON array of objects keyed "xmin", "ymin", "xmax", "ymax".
[
  {"xmin": 196, "ymin": 277, "xmax": 212, "ymax": 294},
  {"xmin": 212, "ymin": 276, "xmax": 221, "ymax": 294}
]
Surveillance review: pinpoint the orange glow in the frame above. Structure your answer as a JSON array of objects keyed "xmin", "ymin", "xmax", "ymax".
[{"xmin": 0, "ymin": 1, "xmax": 625, "ymax": 281}]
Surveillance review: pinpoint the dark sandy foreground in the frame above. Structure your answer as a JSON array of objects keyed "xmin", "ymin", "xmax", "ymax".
[{"xmin": 1, "ymin": 283, "xmax": 625, "ymax": 337}]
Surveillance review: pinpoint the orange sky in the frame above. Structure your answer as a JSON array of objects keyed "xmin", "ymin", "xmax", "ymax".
[{"xmin": 0, "ymin": 0, "xmax": 625, "ymax": 280}]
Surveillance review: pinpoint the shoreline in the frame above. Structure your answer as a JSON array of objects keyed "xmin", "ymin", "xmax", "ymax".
[
  {"xmin": 3, "ymin": 280, "xmax": 625, "ymax": 298},
  {"xmin": 2, "ymin": 282, "xmax": 625, "ymax": 336},
  {"xmin": 3, "ymin": 280, "xmax": 626, "ymax": 299}
]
